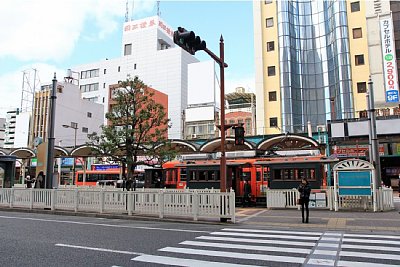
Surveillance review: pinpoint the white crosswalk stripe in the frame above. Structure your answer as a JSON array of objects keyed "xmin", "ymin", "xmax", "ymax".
[
  {"xmin": 338, "ymin": 233, "xmax": 400, "ymax": 267},
  {"xmin": 130, "ymin": 228, "xmax": 400, "ymax": 266}
]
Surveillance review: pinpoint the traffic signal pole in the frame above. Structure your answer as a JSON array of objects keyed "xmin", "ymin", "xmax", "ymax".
[
  {"xmin": 173, "ymin": 28, "xmax": 228, "ymax": 192},
  {"xmin": 204, "ymin": 37, "xmax": 228, "ymax": 192}
]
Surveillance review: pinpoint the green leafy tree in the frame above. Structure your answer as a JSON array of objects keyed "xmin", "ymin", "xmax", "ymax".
[{"xmin": 88, "ymin": 77, "xmax": 176, "ymax": 179}]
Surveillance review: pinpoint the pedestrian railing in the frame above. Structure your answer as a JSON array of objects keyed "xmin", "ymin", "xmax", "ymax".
[
  {"xmin": 265, "ymin": 186, "xmax": 394, "ymax": 211},
  {"xmin": 0, "ymin": 188, "xmax": 235, "ymax": 223}
]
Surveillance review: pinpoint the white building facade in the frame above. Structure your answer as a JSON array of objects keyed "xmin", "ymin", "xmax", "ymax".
[
  {"xmin": 32, "ymin": 82, "xmax": 104, "ymax": 148},
  {"xmin": 3, "ymin": 109, "xmax": 18, "ymax": 148},
  {"xmin": 72, "ymin": 16, "xmax": 199, "ymax": 139},
  {"xmin": 0, "ymin": 118, "xmax": 5, "ymax": 148}
]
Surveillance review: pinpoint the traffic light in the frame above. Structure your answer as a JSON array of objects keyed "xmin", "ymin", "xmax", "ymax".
[
  {"xmin": 173, "ymin": 27, "xmax": 206, "ymax": 55},
  {"xmin": 234, "ymin": 126, "xmax": 245, "ymax": 145}
]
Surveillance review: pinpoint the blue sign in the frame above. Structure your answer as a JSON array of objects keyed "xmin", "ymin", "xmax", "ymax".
[
  {"xmin": 386, "ymin": 90, "xmax": 399, "ymax": 102},
  {"xmin": 338, "ymin": 171, "xmax": 371, "ymax": 196},
  {"xmin": 61, "ymin": 158, "xmax": 74, "ymax": 166},
  {"xmin": 93, "ymin": 164, "xmax": 120, "ymax": 171}
]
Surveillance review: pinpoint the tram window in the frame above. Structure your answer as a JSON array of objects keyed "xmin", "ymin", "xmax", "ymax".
[
  {"xmin": 180, "ymin": 168, "xmax": 187, "ymax": 181},
  {"xmin": 199, "ymin": 171, "xmax": 207, "ymax": 181},
  {"xmin": 189, "ymin": 170, "xmax": 197, "ymax": 181},
  {"xmin": 256, "ymin": 171, "xmax": 261, "ymax": 181},
  {"xmin": 242, "ymin": 172, "xmax": 251, "ymax": 181}
]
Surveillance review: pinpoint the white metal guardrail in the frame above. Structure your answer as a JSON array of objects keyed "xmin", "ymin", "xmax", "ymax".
[
  {"xmin": 0, "ymin": 188, "xmax": 235, "ymax": 223},
  {"xmin": 265, "ymin": 186, "xmax": 394, "ymax": 211}
]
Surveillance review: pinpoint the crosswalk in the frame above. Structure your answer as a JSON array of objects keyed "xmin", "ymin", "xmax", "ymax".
[{"xmin": 131, "ymin": 228, "xmax": 400, "ymax": 266}]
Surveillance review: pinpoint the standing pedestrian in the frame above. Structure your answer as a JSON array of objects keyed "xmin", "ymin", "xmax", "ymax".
[
  {"xmin": 125, "ymin": 177, "xmax": 132, "ymax": 191},
  {"xmin": 242, "ymin": 179, "xmax": 252, "ymax": 207},
  {"xmin": 298, "ymin": 178, "xmax": 311, "ymax": 223},
  {"xmin": 398, "ymin": 174, "xmax": 400, "ymax": 197}
]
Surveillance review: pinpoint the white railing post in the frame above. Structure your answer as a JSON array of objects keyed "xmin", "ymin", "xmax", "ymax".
[
  {"xmin": 159, "ymin": 190, "xmax": 164, "ymax": 219},
  {"xmin": 230, "ymin": 190, "xmax": 236, "ymax": 223},
  {"xmin": 9, "ymin": 188, "xmax": 14, "ymax": 208},
  {"xmin": 74, "ymin": 189, "xmax": 79, "ymax": 212},
  {"xmin": 99, "ymin": 189, "xmax": 105, "ymax": 213},
  {"xmin": 29, "ymin": 189, "xmax": 34, "ymax": 210},
  {"xmin": 51, "ymin": 189, "xmax": 56, "ymax": 211},
  {"xmin": 127, "ymin": 192, "xmax": 132, "ymax": 216},
  {"xmin": 193, "ymin": 191, "xmax": 198, "ymax": 221}
]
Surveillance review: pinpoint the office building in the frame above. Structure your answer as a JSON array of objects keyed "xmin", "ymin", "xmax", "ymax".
[
  {"xmin": 254, "ymin": 0, "xmax": 399, "ymax": 135},
  {"xmin": 72, "ymin": 16, "xmax": 200, "ymax": 139}
]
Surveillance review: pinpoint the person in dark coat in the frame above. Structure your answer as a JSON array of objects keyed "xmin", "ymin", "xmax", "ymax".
[
  {"xmin": 125, "ymin": 178, "xmax": 133, "ymax": 191},
  {"xmin": 242, "ymin": 180, "xmax": 252, "ymax": 207},
  {"xmin": 298, "ymin": 178, "xmax": 311, "ymax": 223}
]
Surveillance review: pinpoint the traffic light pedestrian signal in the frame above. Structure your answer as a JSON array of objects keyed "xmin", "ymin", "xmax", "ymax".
[
  {"xmin": 173, "ymin": 27, "xmax": 206, "ymax": 55},
  {"xmin": 234, "ymin": 126, "xmax": 245, "ymax": 145}
]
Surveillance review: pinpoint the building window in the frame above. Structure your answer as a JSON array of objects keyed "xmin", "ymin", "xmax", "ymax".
[
  {"xmin": 80, "ymin": 69, "xmax": 99, "ymax": 79},
  {"xmin": 270, "ymin": 117, "xmax": 278, "ymax": 127},
  {"xmin": 353, "ymin": 28, "xmax": 362, "ymax": 39},
  {"xmin": 266, "ymin": 17, "xmax": 274, "ymax": 28},
  {"xmin": 118, "ymin": 66, "xmax": 121, "ymax": 72},
  {"xmin": 134, "ymin": 63, "xmax": 137, "ymax": 70},
  {"xmin": 267, "ymin": 66, "xmax": 276, "ymax": 76},
  {"xmin": 265, "ymin": 0, "xmax": 272, "ymax": 3},
  {"xmin": 357, "ymin": 82, "xmax": 367, "ymax": 93},
  {"xmin": 124, "ymin": 43, "xmax": 132, "ymax": 56},
  {"xmin": 267, "ymin": 41, "xmax": 275, "ymax": 52},
  {"xmin": 82, "ymin": 127, "xmax": 88, "ymax": 133},
  {"xmin": 269, "ymin": 91, "xmax": 277, "ymax": 101},
  {"xmin": 355, "ymin": 54, "xmax": 365, "ymax": 65},
  {"xmin": 57, "ymin": 86, "xmax": 63, "ymax": 93},
  {"xmin": 80, "ymin": 83, "xmax": 99, "ymax": 92},
  {"xmin": 104, "ymin": 69, "xmax": 106, "ymax": 74},
  {"xmin": 351, "ymin": 2, "xmax": 360, "ymax": 12},
  {"xmin": 103, "ymin": 83, "xmax": 106, "ymax": 88},
  {"xmin": 87, "ymin": 112, "xmax": 92, "ymax": 118}
]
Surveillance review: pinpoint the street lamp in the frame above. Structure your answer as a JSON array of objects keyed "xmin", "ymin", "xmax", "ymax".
[{"xmin": 63, "ymin": 123, "xmax": 78, "ymax": 184}]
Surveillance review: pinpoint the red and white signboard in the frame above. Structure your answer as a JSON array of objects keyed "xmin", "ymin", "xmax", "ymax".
[{"xmin": 123, "ymin": 17, "xmax": 173, "ymax": 38}]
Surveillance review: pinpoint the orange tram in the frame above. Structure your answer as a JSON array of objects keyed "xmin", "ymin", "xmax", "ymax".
[{"xmin": 153, "ymin": 155, "xmax": 335, "ymax": 204}]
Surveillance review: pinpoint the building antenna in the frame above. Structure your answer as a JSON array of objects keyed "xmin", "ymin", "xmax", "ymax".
[
  {"xmin": 157, "ymin": 1, "xmax": 161, "ymax": 17},
  {"xmin": 125, "ymin": 0, "xmax": 129, "ymax": 22},
  {"xmin": 131, "ymin": 0, "xmax": 135, "ymax": 21}
]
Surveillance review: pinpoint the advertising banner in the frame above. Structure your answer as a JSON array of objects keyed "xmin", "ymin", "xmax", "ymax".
[{"xmin": 380, "ymin": 18, "xmax": 400, "ymax": 103}]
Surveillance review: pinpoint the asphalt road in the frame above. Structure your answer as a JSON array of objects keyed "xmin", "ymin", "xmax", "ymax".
[{"xmin": 1, "ymin": 211, "xmax": 400, "ymax": 266}]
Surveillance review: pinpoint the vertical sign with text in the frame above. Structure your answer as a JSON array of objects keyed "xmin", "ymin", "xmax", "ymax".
[{"xmin": 380, "ymin": 17, "xmax": 399, "ymax": 103}]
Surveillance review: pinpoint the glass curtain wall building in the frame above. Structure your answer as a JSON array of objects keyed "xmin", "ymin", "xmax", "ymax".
[
  {"xmin": 278, "ymin": 0, "xmax": 353, "ymax": 133},
  {"xmin": 253, "ymin": 0, "xmax": 373, "ymax": 135}
]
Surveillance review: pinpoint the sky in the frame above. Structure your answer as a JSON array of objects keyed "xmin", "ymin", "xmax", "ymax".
[{"xmin": 0, "ymin": 0, "xmax": 255, "ymax": 117}]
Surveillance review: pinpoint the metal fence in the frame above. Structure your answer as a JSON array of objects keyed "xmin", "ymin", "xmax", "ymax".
[
  {"xmin": 265, "ymin": 186, "xmax": 394, "ymax": 211},
  {"xmin": 0, "ymin": 188, "xmax": 235, "ymax": 223}
]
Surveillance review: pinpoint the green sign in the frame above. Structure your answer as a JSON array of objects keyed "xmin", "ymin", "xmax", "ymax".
[{"xmin": 385, "ymin": 54, "xmax": 393, "ymax": 61}]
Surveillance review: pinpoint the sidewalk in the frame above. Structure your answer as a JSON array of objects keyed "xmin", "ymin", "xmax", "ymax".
[{"xmin": 236, "ymin": 197, "xmax": 400, "ymax": 232}]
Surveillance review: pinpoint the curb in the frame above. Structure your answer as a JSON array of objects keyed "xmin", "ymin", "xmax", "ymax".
[{"xmin": 0, "ymin": 207, "xmax": 233, "ymax": 225}]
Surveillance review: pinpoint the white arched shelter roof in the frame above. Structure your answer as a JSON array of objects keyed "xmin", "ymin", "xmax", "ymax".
[
  {"xmin": 199, "ymin": 137, "xmax": 254, "ymax": 153},
  {"xmin": 333, "ymin": 159, "xmax": 374, "ymax": 171},
  {"xmin": 257, "ymin": 134, "xmax": 319, "ymax": 151},
  {"xmin": 70, "ymin": 145, "xmax": 103, "ymax": 157},
  {"xmin": 155, "ymin": 140, "xmax": 198, "ymax": 154},
  {"xmin": 9, "ymin": 148, "xmax": 36, "ymax": 159},
  {"xmin": 54, "ymin": 146, "xmax": 69, "ymax": 157}
]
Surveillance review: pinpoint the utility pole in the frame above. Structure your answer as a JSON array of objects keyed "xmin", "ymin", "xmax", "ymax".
[
  {"xmin": 45, "ymin": 73, "xmax": 57, "ymax": 189},
  {"xmin": 367, "ymin": 77, "xmax": 381, "ymax": 186}
]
